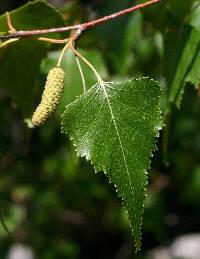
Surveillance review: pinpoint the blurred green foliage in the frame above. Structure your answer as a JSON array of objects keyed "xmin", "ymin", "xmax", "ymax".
[{"xmin": 0, "ymin": 0, "xmax": 200, "ymax": 258}]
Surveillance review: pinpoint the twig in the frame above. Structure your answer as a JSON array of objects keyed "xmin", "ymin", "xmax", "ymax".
[{"xmin": 0, "ymin": 0, "xmax": 161, "ymax": 40}]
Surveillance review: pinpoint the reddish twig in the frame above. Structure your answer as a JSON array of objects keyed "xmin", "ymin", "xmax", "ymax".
[{"xmin": 0, "ymin": 0, "xmax": 161, "ymax": 40}]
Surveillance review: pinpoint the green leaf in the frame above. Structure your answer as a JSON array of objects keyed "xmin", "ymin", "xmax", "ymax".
[
  {"xmin": 187, "ymin": 2, "xmax": 200, "ymax": 29},
  {"xmin": 0, "ymin": 0, "xmax": 64, "ymax": 34},
  {"xmin": 96, "ymin": 0, "xmax": 133, "ymax": 74},
  {"xmin": 41, "ymin": 48, "xmax": 108, "ymax": 114},
  {"xmin": 165, "ymin": 24, "xmax": 200, "ymax": 107},
  {"xmin": 168, "ymin": 0, "xmax": 197, "ymax": 20},
  {"xmin": 138, "ymin": 0, "xmax": 167, "ymax": 32},
  {"xmin": 0, "ymin": 39, "xmax": 47, "ymax": 115},
  {"xmin": 62, "ymin": 78, "xmax": 163, "ymax": 250},
  {"xmin": 0, "ymin": 1, "xmax": 65, "ymax": 115}
]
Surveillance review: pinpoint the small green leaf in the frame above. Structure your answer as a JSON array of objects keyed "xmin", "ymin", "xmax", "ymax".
[
  {"xmin": 62, "ymin": 78, "xmax": 163, "ymax": 250},
  {"xmin": 165, "ymin": 24, "xmax": 200, "ymax": 107}
]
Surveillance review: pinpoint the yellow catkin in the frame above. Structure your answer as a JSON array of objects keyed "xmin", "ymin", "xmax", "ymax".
[{"xmin": 32, "ymin": 66, "xmax": 65, "ymax": 127}]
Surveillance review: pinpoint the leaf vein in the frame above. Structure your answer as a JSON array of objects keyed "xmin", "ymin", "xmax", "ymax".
[{"xmin": 100, "ymin": 82, "xmax": 134, "ymax": 194}]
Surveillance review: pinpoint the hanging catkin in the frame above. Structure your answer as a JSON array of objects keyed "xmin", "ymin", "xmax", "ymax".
[{"xmin": 32, "ymin": 66, "xmax": 65, "ymax": 127}]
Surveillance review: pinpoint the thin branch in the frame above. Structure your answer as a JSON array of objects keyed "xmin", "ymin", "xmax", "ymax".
[
  {"xmin": 82, "ymin": 0, "xmax": 161, "ymax": 29},
  {"xmin": 0, "ymin": 0, "xmax": 161, "ymax": 40}
]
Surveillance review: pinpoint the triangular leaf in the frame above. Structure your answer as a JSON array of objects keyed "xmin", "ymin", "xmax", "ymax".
[{"xmin": 62, "ymin": 78, "xmax": 163, "ymax": 250}]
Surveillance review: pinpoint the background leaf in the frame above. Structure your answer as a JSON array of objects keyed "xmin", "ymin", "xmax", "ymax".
[
  {"xmin": 164, "ymin": 24, "xmax": 200, "ymax": 107},
  {"xmin": 0, "ymin": 0, "xmax": 65, "ymax": 115},
  {"xmin": 168, "ymin": 0, "xmax": 197, "ymax": 20},
  {"xmin": 62, "ymin": 78, "xmax": 163, "ymax": 250},
  {"xmin": 187, "ymin": 2, "xmax": 200, "ymax": 29},
  {"xmin": 95, "ymin": 0, "xmax": 133, "ymax": 74}
]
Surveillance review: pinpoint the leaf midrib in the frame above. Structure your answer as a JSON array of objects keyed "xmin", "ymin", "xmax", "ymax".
[{"xmin": 100, "ymin": 81, "xmax": 134, "ymax": 195}]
